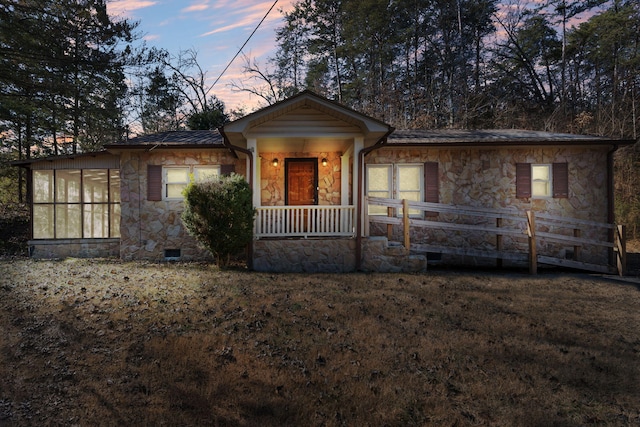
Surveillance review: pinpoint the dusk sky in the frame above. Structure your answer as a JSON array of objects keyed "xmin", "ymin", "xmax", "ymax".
[
  {"xmin": 108, "ymin": 0, "xmax": 296, "ymax": 112},
  {"xmin": 107, "ymin": 0, "xmax": 608, "ymax": 114}
]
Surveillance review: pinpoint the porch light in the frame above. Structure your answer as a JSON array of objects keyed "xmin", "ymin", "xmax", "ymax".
[
  {"xmin": 321, "ymin": 158, "xmax": 328, "ymax": 167},
  {"xmin": 272, "ymin": 158, "xmax": 279, "ymax": 167}
]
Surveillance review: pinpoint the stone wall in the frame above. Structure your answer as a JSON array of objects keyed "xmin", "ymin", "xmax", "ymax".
[
  {"xmin": 366, "ymin": 145, "xmax": 612, "ymax": 266},
  {"xmin": 253, "ymin": 238, "xmax": 357, "ymax": 273},
  {"xmin": 29, "ymin": 239, "xmax": 119, "ymax": 259},
  {"xmin": 259, "ymin": 151, "xmax": 343, "ymax": 206},
  {"xmin": 360, "ymin": 237, "xmax": 427, "ymax": 273},
  {"xmin": 119, "ymin": 149, "xmax": 244, "ymax": 261}
]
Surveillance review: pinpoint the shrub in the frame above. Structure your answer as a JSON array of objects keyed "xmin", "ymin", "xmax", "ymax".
[{"xmin": 181, "ymin": 173, "xmax": 255, "ymax": 267}]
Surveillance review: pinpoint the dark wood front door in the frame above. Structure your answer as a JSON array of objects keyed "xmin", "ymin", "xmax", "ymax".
[
  {"xmin": 285, "ymin": 158, "xmax": 317, "ymax": 206},
  {"xmin": 285, "ymin": 159, "xmax": 317, "ymax": 233}
]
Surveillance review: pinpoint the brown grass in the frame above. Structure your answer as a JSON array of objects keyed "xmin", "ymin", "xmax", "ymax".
[{"xmin": 1, "ymin": 259, "xmax": 639, "ymax": 426}]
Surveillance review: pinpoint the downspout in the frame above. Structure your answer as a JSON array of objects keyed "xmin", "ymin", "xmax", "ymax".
[
  {"xmin": 219, "ymin": 127, "xmax": 255, "ymax": 270},
  {"xmin": 355, "ymin": 127, "xmax": 394, "ymax": 271},
  {"xmin": 607, "ymin": 144, "xmax": 618, "ymax": 266}
]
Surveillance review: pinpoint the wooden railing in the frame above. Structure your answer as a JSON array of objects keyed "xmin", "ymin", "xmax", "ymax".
[
  {"xmin": 255, "ymin": 205, "xmax": 355, "ymax": 238},
  {"xmin": 366, "ymin": 197, "xmax": 626, "ymax": 275}
]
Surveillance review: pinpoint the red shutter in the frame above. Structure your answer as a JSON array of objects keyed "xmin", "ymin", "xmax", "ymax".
[
  {"xmin": 220, "ymin": 164, "xmax": 235, "ymax": 176},
  {"xmin": 147, "ymin": 165, "xmax": 162, "ymax": 201},
  {"xmin": 424, "ymin": 162, "xmax": 439, "ymax": 203},
  {"xmin": 424, "ymin": 162, "xmax": 439, "ymax": 218},
  {"xmin": 553, "ymin": 163, "xmax": 568, "ymax": 198},
  {"xmin": 516, "ymin": 163, "xmax": 531, "ymax": 198}
]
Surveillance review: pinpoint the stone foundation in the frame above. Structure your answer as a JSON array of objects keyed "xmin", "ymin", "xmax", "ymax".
[
  {"xmin": 360, "ymin": 237, "xmax": 427, "ymax": 273},
  {"xmin": 29, "ymin": 239, "xmax": 120, "ymax": 259},
  {"xmin": 253, "ymin": 238, "xmax": 357, "ymax": 273}
]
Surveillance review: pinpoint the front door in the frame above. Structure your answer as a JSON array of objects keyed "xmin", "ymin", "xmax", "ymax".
[
  {"xmin": 285, "ymin": 158, "xmax": 318, "ymax": 232},
  {"xmin": 286, "ymin": 158, "xmax": 317, "ymax": 206}
]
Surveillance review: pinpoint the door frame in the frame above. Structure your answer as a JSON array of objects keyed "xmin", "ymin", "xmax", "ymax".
[{"xmin": 284, "ymin": 158, "xmax": 318, "ymax": 206}]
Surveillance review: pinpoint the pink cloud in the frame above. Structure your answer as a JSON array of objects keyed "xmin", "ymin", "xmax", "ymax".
[
  {"xmin": 182, "ymin": 2, "xmax": 210, "ymax": 13},
  {"xmin": 107, "ymin": 0, "xmax": 157, "ymax": 17}
]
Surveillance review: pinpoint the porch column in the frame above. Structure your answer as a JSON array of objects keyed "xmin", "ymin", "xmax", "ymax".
[
  {"xmin": 353, "ymin": 137, "xmax": 364, "ymax": 234},
  {"xmin": 247, "ymin": 138, "xmax": 260, "ymax": 208},
  {"xmin": 341, "ymin": 145, "xmax": 353, "ymax": 206}
]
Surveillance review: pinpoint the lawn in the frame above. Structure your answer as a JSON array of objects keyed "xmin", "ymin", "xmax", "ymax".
[{"xmin": 1, "ymin": 259, "xmax": 639, "ymax": 426}]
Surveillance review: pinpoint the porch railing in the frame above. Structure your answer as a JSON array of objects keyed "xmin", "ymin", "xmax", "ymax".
[{"xmin": 255, "ymin": 205, "xmax": 355, "ymax": 238}]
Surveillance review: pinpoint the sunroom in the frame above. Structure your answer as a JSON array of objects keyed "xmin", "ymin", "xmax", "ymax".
[{"xmin": 20, "ymin": 152, "xmax": 121, "ymax": 258}]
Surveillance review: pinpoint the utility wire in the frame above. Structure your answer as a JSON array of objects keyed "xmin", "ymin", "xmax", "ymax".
[{"xmin": 207, "ymin": 0, "xmax": 279, "ymax": 94}]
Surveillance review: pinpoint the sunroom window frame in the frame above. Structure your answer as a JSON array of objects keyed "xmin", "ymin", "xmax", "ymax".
[{"xmin": 31, "ymin": 168, "xmax": 120, "ymax": 240}]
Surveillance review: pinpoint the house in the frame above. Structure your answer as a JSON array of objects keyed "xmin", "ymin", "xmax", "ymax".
[{"xmin": 14, "ymin": 91, "xmax": 634, "ymax": 273}]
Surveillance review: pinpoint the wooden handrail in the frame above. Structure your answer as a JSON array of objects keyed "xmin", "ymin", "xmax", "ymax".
[{"xmin": 365, "ymin": 197, "xmax": 626, "ymax": 275}]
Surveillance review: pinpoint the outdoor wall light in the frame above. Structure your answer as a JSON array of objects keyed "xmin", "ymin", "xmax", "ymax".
[
  {"xmin": 272, "ymin": 158, "xmax": 279, "ymax": 167},
  {"xmin": 321, "ymin": 158, "xmax": 328, "ymax": 167}
]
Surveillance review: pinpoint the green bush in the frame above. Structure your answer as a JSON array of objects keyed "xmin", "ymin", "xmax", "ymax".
[{"xmin": 181, "ymin": 173, "xmax": 255, "ymax": 267}]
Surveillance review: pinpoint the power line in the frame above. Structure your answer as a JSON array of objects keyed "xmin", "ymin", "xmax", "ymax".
[{"xmin": 207, "ymin": 0, "xmax": 279, "ymax": 94}]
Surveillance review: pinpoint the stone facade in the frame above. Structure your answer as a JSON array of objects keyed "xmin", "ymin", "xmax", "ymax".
[
  {"xmin": 253, "ymin": 238, "xmax": 357, "ymax": 273},
  {"xmin": 360, "ymin": 237, "xmax": 427, "ymax": 273},
  {"xmin": 366, "ymin": 145, "xmax": 612, "ymax": 266},
  {"xmin": 259, "ymin": 151, "xmax": 345, "ymax": 206},
  {"xmin": 28, "ymin": 239, "xmax": 119, "ymax": 259},
  {"xmin": 119, "ymin": 149, "xmax": 244, "ymax": 261}
]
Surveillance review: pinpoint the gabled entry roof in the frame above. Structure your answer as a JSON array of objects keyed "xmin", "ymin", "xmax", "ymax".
[{"xmin": 220, "ymin": 90, "xmax": 393, "ymax": 150}]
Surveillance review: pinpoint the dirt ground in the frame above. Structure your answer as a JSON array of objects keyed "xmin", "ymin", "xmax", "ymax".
[{"xmin": 1, "ymin": 256, "xmax": 639, "ymax": 426}]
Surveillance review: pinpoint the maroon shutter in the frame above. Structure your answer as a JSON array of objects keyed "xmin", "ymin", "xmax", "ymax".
[
  {"xmin": 220, "ymin": 164, "xmax": 235, "ymax": 176},
  {"xmin": 553, "ymin": 163, "xmax": 568, "ymax": 198},
  {"xmin": 424, "ymin": 162, "xmax": 439, "ymax": 218},
  {"xmin": 147, "ymin": 165, "xmax": 162, "ymax": 201},
  {"xmin": 516, "ymin": 163, "xmax": 531, "ymax": 198},
  {"xmin": 424, "ymin": 162, "xmax": 439, "ymax": 203}
]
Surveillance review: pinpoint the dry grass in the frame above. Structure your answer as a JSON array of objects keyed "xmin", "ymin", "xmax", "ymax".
[{"xmin": 1, "ymin": 259, "xmax": 639, "ymax": 426}]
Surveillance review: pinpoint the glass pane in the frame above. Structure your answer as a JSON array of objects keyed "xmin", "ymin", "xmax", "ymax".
[
  {"xmin": 33, "ymin": 171, "xmax": 54, "ymax": 203},
  {"xmin": 166, "ymin": 183, "xmax": 186, "ymax": 198},
  {"xmin": 166, "ymin": 168, "xmax": 189, "ymax": 183},
  {"xmin": 56, "ymin": 170, "xmax": 81, "ymax": 203},
  {"xmin": 399, "ymin": 191, "xmax": 421, "ymax": 216},
  {"xmin": 33, "ymin": 204, "xmax": 54, "ymax": 238},
  {"xmin": 110, "ymin": 204, "xmax": 121, "ymax": 238},
  {"xmin": 196, "ymin": 167, "xmax": 219, "ymax": 182},
  {"xmin": 532, "ymin": 181, "xmax": 550, "ymax": 197},
  {"xmin": 398, "ymin": 166, "xmax": 421, "ymax": 191},
  {"xmin": 55, "ymin": 204, "xmax": 81, "ymax": 238},
  {"xmin": 368, "ymin": 190, "xmax": 390, "ymax": 215},
  {"xmin": 84, "ymin": 204, "xmax": 107, "ymax": 238},
  {"xmin": 532, "ymin": 165, "xmax": 550, "ymax": 181},
  {"xmin": 110, "ymin": 170, "xmax": 121, "ymax": 203},
  {"xmin": 367, "ymin": 166, "xmax": 391, "ymax": 192},
  {"xmin": 83, "ymin": 169, "xmax": 109, "ymax": 203}
]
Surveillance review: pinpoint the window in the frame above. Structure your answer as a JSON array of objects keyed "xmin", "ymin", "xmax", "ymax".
[
  {"xmin": 32, "ymin": 169, "xmax": 120, "ymax": 239},
  {"xmin": 366, "ymin": 163, "xmax": 436, "ymax": 217},
  {"xmin": 366, "ymin": 165, "xmax": 392, "ymax": 215},
  {"xmin": 165, "ymin": 167, "xmax": 190, "ymax": 199},
  {"xmin": 516, "ymin": 163, "xmax": 568, "ymax": 199},
  {"xmin": 532, "ymin": 164, "xmax": 551, "ymax": 197},
  {"xmin": 161, "ymin": 165, "xmax": 221, "ymax": 200},
  {"xmin": 397, "ymin": 165, "xmax": 423, "ymax": 216}
]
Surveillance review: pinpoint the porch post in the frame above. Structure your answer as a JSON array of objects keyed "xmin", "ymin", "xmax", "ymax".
[
  {"xmin": 353, "ymin": 137, "xmax": 364, "ymax": 234},
  {"xmin": 247, "ymin": 138, "xmax": 259, "ymax": 208},
  {"xmin": 341, "ymin": 146, "xmax": 353, "ymax": 206}
]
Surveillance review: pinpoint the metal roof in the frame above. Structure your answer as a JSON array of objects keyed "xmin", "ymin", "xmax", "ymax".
[
  {"xmin": 385, "ymin": 129, "xmax": 631, "ymax": 146},
  {"xmin": 106, "ymin": 130, "xmax": 225, "ymax": 148}
]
